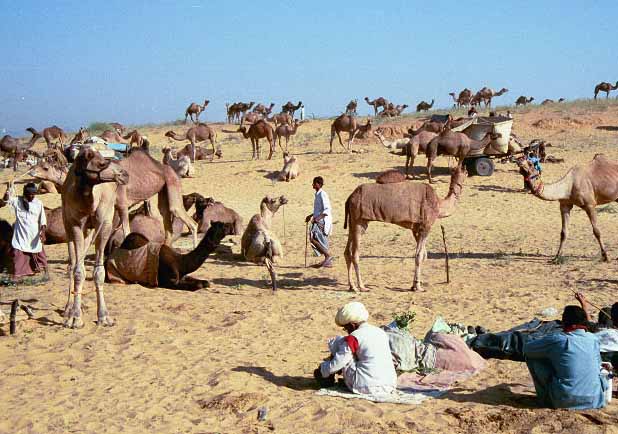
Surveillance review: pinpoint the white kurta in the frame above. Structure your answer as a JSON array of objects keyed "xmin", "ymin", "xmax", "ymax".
[
  {"xmin": 313, "ymin": 189, "xmax": 333, "ymax": 236},
  {"xmin": 8, "ymin": 194, "xmax": 46, "ymax": 253},
  {"xmin": 321, "ymin": 323, "xmax": 397, "ymax": 395}
]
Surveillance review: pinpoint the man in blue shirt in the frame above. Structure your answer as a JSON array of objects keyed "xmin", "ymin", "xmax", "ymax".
[{"xmin": 523, "ymin": 305, "xmax": 608, "ymax": 409}]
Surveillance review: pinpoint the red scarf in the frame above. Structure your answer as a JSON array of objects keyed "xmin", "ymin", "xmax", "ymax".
[{"xmin": 563, "ymin": 324, "xmax": 587, "ymax": 333}]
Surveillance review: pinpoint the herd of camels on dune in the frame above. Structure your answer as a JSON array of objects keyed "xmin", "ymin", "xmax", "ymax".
[{"xmin": 1, "ymin": 78, "xmax": 618, "ymax": 327}]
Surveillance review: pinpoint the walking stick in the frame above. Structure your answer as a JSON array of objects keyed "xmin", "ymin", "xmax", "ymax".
[
  {"xmin": 441, "ymin": 225, "xmax": 450, "ymax": 284},
  {"xmin": 568, "ymin": 288, "xmax": 612, "ymax": 321},
  {"xmin": 305, "ymin": 221, "xmax": 309, "ymax": 268}
]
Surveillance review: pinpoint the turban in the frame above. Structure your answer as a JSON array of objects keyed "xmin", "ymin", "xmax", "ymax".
[{"xmin": 335, "ymin": 302, "xmax": 369, "ymax": 326}]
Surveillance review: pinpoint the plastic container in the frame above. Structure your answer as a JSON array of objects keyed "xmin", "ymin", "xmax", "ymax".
[
  {"xmin": 601, "ymin": 369, "xmax": 613, "ymax": 404},
  {"xmin": 538, "ymin": 307, "xmax": 558, "ymax": 318}
]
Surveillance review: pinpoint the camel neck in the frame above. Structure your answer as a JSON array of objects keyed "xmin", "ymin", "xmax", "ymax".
[
  {"xmin": 259, "ymin": 205, "xmax": 274, "ymax": 228},
  {"xmin": 530, "ymin": 171, "xmax": 572, "ymax": 201},
  {"xmin": 438, "ymin": 187, "xmax": 461, "ymax": 218},
  {"xmin": 179, "ymin": 233, "xmax": 221, "ymax": 276}
]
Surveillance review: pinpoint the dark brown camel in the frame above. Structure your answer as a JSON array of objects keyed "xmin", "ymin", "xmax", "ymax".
[
  {"xmin": 108, "ymin": 222, "xmax": 232, "ymax": 291},
  {"xmin": 475, "ymin": 87, "xmax": 509, "ymax": 107},
  {"xmin": 364, "ymin": 97, "xmax": 389, "ymax": 116},
  {"xmin": 594, "ymin": 82, "xmax": 618, "ymax": 99},
  {"xmin": 253, "ymin": 103, "xmax": 275, "ymax": 116},
  {"xmin": 281, "ymin": 101, "xmax": 302, "ymax": 117},
  {"xmin": 449, "ymin": 89, "xmax": 473, "ymax": 108},
  {"xmin": 515, "ymin": 96, "xmax": 535, "ymax": 106},
  {"xmin": 268, "ymin": 112, "xmax": 293, "ymax": 126},
  {"xmin": 26, "ymin": 126, "xmax": 67, "ymax": 149},
  {"xmin": 165, "ymin": 123, "xmax": 218, "ymax": 162},
  {"xmin": 416, "ymin": 99, "xmax": 434, "ymax": 112},
  {"xmin": 274, "ymin": 119, "xmax": 302, "ymax": 152},
  {"xmin": 238, "ymin": 120, "xmax": 276, "ymax": 160},
  {"xmin": 185, "ymin": 99, "xmax": 210, "ymax": 123},
  {"xmin": 236, "ymin": 102, "xmax": 255, "ymax": 122},
  {"xmin": 425, "ymin": 130, "xmax": 497, "ymax": 183},
  {"xmin": 0, "ymin": 134, "xmax": 38, "ymax": 171}
]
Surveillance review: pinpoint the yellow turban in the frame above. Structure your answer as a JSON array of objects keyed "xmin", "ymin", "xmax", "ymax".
[{"xmin": 335, "ymin": 302, "xmax": 369, "ymax": 326}]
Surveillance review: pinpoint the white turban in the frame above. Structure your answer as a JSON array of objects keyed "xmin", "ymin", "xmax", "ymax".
[{"xmin": 335, "ymin": 302, "xmax": 369, "ymax": 326}]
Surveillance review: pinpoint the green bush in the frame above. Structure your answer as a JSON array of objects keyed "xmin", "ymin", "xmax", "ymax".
[
  {"xmin": 393, "ymin": 311, "xmax": 416, "ymax": 330},
  {"xmin": 88, "ymin": 122, "xmax": 113, "ymax": 135}
]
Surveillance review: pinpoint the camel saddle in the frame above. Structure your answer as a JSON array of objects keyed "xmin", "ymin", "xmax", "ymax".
[{"xmin": 106, "ymin": 243, "xmax": 162, "ymax": 287}]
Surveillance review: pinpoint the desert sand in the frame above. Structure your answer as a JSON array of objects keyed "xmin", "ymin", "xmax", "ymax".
[{"xmin": 1, "ymin": 101, "xmax": 618, "ymax": 433}]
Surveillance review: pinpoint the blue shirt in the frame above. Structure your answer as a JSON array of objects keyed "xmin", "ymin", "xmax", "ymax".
[{"xmin": 523, "ymin": 329, "xmax": 607, "ymax": 409}]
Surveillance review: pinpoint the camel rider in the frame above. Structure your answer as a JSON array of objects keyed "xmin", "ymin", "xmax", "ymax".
[
  {"xmin": 305, "ymin": 176, "xmax": 333, "ymax": 268},
  {"xmin": 314, "ymin": 302, "xmax": 397, "ymax": 395},
  {"xmin": 3, "ymin": 182, "xmax": 48, "ymax": 281}
]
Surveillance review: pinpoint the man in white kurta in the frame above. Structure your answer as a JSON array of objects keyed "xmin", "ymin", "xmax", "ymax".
[
  {"xmin": 305, "ymin": 176, "xmax": 333, "ymax": 267},
  {"xmin": 3, "ymin": 182, "xmax": 48, "ymax": 279},
  {"xmin": 317, "ymin": 302, "xmax": 397, "ymax": 395}
]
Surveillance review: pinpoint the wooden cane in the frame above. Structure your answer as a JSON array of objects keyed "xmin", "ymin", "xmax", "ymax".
[
  {"xmin": 441, "ymin": 225, "xmax": 450, "ymax": 284},
  {"xmin": 305, "ymin": 221, "xmax": 309, "ymax": 268},
  {"xmin": 568, "ymin": 288, "xmax": 612, "ymax": 320},
  {"xmin": 9, "ymin": 299, "xmax": 19, "ymax": 335}
]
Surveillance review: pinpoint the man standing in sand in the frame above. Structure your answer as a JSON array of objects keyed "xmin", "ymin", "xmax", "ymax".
[
  {"xmin": 3, "ymin": 182, "xmax": 48, "ymax": 282},
  {"xmin": 305, "ymin": 176, "xmax": 333, "ymax": 268}
]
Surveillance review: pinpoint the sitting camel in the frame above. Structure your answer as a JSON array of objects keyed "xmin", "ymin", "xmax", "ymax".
[
  {"xmin": 165, "ymin": 123, "xmax": 218, "ymax": 162},
  {"xmin": 517, "ymin": 155, "xmax": 618, "ymax": 262},
  {"xmin": 176, "ymin": 143, "xmax": 222, "ymax": 161},
  {"xmin": 162, "ymin": 147, "xmax": 192, "ymax": 178},
  {"xmin": 238, "ymin": 120, "xmax": 276, "ymax": 160},
  {"xmin": 241, "ymin": 196, "xmax": 288, "ymax": 291},
  {"xmin": 106, "ymin": 222, "xmax": 232, "ymax": 291},
  {"xmin": 329, "ymin": 115, "xmax": 371, "ymax": 153},
  {"xmin": 69, "ymin": 127, "xmax": 90, "ymax": 145},
  {"xmin": 278, "ymin": 152, "xmax": 299, "ymax": 182},
  {"xmin": 425, "ymin": 130, "xmax": 496, "ymax": 183},
  {"xmin": 194, "ymin": 197, "xmax": 243, "ymax": 235},
  {"xmin": 515, "ymin": 96, "xmax": 534, "ymax": 106},
  {"xmin": 344, "ymin": 167, "xmax": 467, "ymax": 292}
]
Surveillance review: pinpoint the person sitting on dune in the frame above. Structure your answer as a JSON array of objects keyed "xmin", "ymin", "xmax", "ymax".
[{"xmin": 314, "ymin": 302, "xmax": 397, "ymax": 395}]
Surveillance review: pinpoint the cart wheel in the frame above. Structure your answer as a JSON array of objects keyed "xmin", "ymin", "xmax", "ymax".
[{"xmin": 474, "ymin": 157, "xmax": 495, "ymax": 176}]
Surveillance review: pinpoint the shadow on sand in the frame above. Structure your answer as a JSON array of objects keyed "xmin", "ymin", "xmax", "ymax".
[
  {"xmin": 211, "ymin": 274, "xmax": 340, "ymax": 291},
  {"xmin": 231, "ymin": 366, "xmax": 319, "ymax": 391},
  {"xmin": 596, "ymin": 125, "xmax": 618, "ymax": 131},
  {"xmin": 444, "ymin": 383, "xmax": 538, "ymax": 408}
]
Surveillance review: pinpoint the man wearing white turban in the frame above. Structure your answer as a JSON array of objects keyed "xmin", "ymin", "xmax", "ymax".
[{"xmin": 315, "ymin": 302, "xmax": 397, "ymax": 395}]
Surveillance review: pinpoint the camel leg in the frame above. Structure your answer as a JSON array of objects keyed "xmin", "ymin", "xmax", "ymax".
[
  {"xmin": 63, "ymin": 241, "xmax": 76, "ymax": 316},
  {"xmin": 583, "ymin": 205, "xmax": 608, "ymax": 261},
  {"xmin": 190, "ymin": 140, "xmax": 196, "ymax": 163},
  {"xmin": 64, "ymin": 228, "xmax": 86, "ymax": 328},
  {"xmin": 165, "ymin": 276, "xmax": 209, "ymax": 291},
  {"xmin": 329, "ymin": 130, "xmax": 336, "ymax": 153},
  {"xmin": 336, "ymin": 131, "xmax": 347, "ymax": 152},
  {"xmin": 348, "ymin": 130, "xmax": 358, "ymax": 152},
  {"xmin": 553, "ymin": 203, "xmax": 573, "ymax": 262},
  {"xmin": 427, "ymin": 156, "xmax": 435, "ymax": 183},
  {"xmin": 411, "ymin": 230, "xmax": 429, "ymax": 292},
  {"xmin": 251, "ymin": 138, "xmax": 257, "ymax": 160},
  {"xmin": 267, "ymin": 138, "xmax": 275, "ymax": 160},
  {"xmin": 406, "ymin": 143, "xmax": 419, "ymax": 179},
  {"xmin": 159, "ymin": 188, "xmax": 198, "ymax": 248},
  {"xmin": 93, "ymin": 220, "xmax": 114, "ymax": 326},
  {"xmin": 344, "ymin": 223, "xmax": 368, "ymax": 292}
]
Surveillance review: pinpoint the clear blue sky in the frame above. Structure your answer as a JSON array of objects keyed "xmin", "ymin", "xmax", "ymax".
[{"xmin": 1, "ymin": 0, "xmax": 616, "ymax": 136}]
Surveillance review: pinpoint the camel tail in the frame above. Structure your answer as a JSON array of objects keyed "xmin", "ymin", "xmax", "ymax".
[{"xmin": 344, "ymin": 196, "xmax": 350, "ymax": 229}]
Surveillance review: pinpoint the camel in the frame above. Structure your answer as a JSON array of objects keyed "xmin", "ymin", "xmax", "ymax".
[
  {"xmin": 226, "ymin": 103, "xmax": 237, "ymax": 124},
  {"xmin": 185, "ymin": 99, "xmax": 210, "ymax": 123},
  {"xmin": 175, "ymin": 143, "xmax": 221, "ymax": 161},
  {"xmin": 374, "ymin": 131, "xmax": 409, "ymax": 151},
  {"xmin": 61, "ymin": 147, "xmax": 129, "ymax": 328},
  {"xmin": 274, "ymin": 119, "xmax": 302, "ymax": 151},
  {"xmin": 253, "ymin": 103, "xmax": 275, "ymax": 116},
  {"xmin": 475, "ymin": 87, "xmax": 509, "ymax": 107},
  {"xmin": 375, "ymin": 169, "xmax": 406, "ymax": 184},
  {"xmin": 268, "ymin": 112, "xmax": 293, "ymax": 127},
  {"xmin": 69, "ymin": 127, "xmax": 89, "ymax": 145},
  {"xmin": 375, "ymin": 130, "xmax": 438, "ymax": 178},
  {"xmin": 100, "ymin": 130, "xmax": 129, "ymax": 144},
  {"xmin": 344, "ymin": 166, "xmax": 467, "ymax": 292},
  {"xmin": 416, "ymin": 99, "xmax": 434, "ymax": 112},
  {"xmin": 278, "ymin": 152, "xmax": 299, "ymax": 182},
  {"xmin": 329, "ymin": 115, "xmax": 371, "ymax": 153},
  {"xmin": 123, "ymin": 130, "xmax": 146, "ymax": 149},
  {"xmin": 237, "ymin": 119, "xmax": 276, "ymax": 160},
  {"xmin": 0, "ymin": 219, "xmax": 13, "ymax": 272},
  {"xmin": 379, "ymin": 104, "xmax": 408, "ymax": 117},
  {"xmin": 237, "ymin": 101, "xmax": 255, "ymax": 121},
  {"xmin": 108, "ymin": 222, "xmax": 232, "ymax": 291},
  {"xmin": 345, "ymin": 99, "xmax": 358, "ymax": 115},
  {"xmin": 517, "ymin": 155, "xmax": 618, "ymax": 262},
  {"xmin": 364, "ymin": 97, "xmax": 389, "ymax": 116},
  {"xmin": 26, "ymin": 126, "xmax": 67, "ymax": 149},
  {"xmin": 241, "ymin": 195, "xmax": 288, "ymax": 291},
  {"xmin": 515, "ymin": 96, "xmax": 534, "ymax": 106},
  {"xmin": 355, "ymin": 119, "xmax": 372, "ymax": 139},
  {"xmin": 31, "ymin": 161, "xmax": 68, "ymax": 192},
  {"xmin": 109, "ymin": 122, "xmax": 125, "ymax": 134},
  {"xmin": 281, "ymin": 101, "xmax": 302, "ymax": 117},
  {"xmin": 105, "ymin": 200, "xmax": 166, "ymax": 256},
  {"xmin": 241, "ymin": 111, "xmax": 263, "ymax": 126},
  {"xmin": 449, "ymin": 89, "xmax": 473, "ymax": 108},
  {"xmin": 0, "ymin": 134, "xmax": 38, "ymax": 171},
  {"xmin": 425, "ymin": 130, "xmax": 496, "ymax": 183},
  {"xmin": 594, "ymin": 82, "xmax": 618, "ymax": 99},
  {"xmin": 541, "ymin": 98, "xmax": 565, "ymax": 105},
  {"xmin": 162, "ymin": 147, "xmax": 192, "ymax": 178},
  {"xmin": 165, "ymin": 123, "xmax": 218, "ymax": 162},
  {"xmin": 194, "ymin": 196, "xmax": 243, "ymax": 235}
]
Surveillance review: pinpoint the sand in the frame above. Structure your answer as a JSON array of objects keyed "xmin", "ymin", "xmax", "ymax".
[{"xmin": 1, "ymin": 102, "xmax": 618, "ymax": 433}]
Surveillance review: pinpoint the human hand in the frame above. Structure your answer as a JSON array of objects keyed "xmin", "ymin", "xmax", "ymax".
[{"xmin": 575, "ymin": 292, "xmax": 586, "ymax": 306}]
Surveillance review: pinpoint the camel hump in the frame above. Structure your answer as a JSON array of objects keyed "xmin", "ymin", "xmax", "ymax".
[{"xmin": 376, "ymin": 170, "xmax": 406, "ymax": 184}]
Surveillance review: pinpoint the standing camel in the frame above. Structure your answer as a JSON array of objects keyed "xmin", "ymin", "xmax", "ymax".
[
  {"xmin": 329, "ymin": 115, "xmax": 371, "ymax": 153},
  {"xmin": 253, "ymin": 103, "xmax": 275, "ymax": 116},
  {"xmin": 0, "ymin": 133, "xmax": 38, "ymax": 171},
  {"xmin": 26, "ymin": 126, "xmax": 67, "ymax": 149},
  {"xmin": 238, "ymin": 120, "xmax": 276, "ymax": 160},
  {"xmin": 69, "ymin": 127, "xmax": 90, "ymax": 145},
  {"xmin": 416, "ymin": 99, "xmax": 434, "ymax": 112},
  {"xmin": 364, "ymin": 97, "xmax": 389, "ymax": 116},
  {"xmin": 449, "ymin": 89, "xmax": 473, "ymax": 108},
  {"xmin": 274, "ymin": 119, "xmax": 302, "ymax": 151},
  {"xmin": 268, "ymin": 112, "xmax": 293, "ymax": 127},
  {"xmin": 594, "ymin": 82, "xmax": 618, "ymax": 99},
  {"xmin": 375, "ymin": 130, "xmax": 438, "ymax": 178},
  {"xmin": 379, "ymin": 104, "xmax": 408, "ymax": 117},
  {"xmin": 165, "ymin": 123, "xmax": 218, "ymax": 162},
  {"xmin": 241, "ymin": 195, "xmax": 288, "ymax": 291},
  {"xmin": 425, "ymin": 130, "xmax": 496, "ymax": 183},
  {"xmin": 281, "ymin": 101, "xmax": 302, "ymax": 117},
  {"xmin": 517, "ymin": 155, "xmax": 618, "ymax": 262},
  {"xmin": 185, "ymin": 99, "xmax": 210, "ymax": 123},
  {"xmin": 475, "ymin": 87, "xmax": 509, "ymax": 107},
  {"xmin": 61, "ymin": 148, "xmax": 129, "ymax": 328},
  {"xmin": 344, "ymin": 167, "xmax": 467, "ymax": 292},
  {"xmin": 515, "ymin": 96, "xmax": 535, "ymax": 106}
]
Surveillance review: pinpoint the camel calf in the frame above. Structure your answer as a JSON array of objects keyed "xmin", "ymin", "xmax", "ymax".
[{"xmin": 278, "ymin": 153, "xmax": 299, "ymax": 182}]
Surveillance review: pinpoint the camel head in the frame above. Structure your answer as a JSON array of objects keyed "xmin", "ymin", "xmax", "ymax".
[
  {"xmin": 31, "ymin": 161, "xmax": 67, "ymax": 184},
  {"xmin": 261, "ymin": 195, "xmax": 288, "ymax": 214},
  {"xmin": 195, "ymin": 196, "xmax": 216, "ymax": 216},
  {"xmin": 164, "ymin": 130, "xmax": 176, "ymax": 139},
  {"xmin": 558, "ymin": 98, "xmax": 565, "ymax": 102},
  {"xmin": 74, "ymin": 147, "xmax": 129, "ymax": 186},
  {"xmin": 448, "ymin": 166, "xmax": 468, "ymax": 197},
  {"xmin": 203, "ymin": 99, "xmax": 210, "ymax": 107}
]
